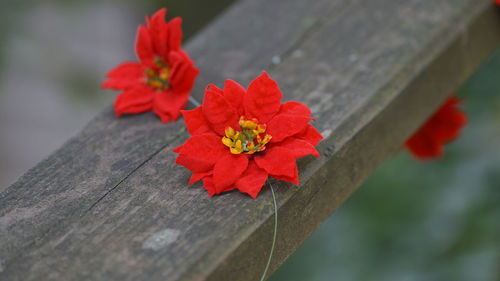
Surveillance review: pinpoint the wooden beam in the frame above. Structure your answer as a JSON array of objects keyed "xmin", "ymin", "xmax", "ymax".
[{"xmin": 1, "ymin": 0, "xmax": 499, "ymax": 280}]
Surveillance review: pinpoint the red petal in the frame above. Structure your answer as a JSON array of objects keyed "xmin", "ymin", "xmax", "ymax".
[
  {"xmin": 176, "ymin": 153, "xmax": 214, "ymax": 173},
  {"xmin": 202, "ymin": 176, "xmax": 216, "ymax": 197},
  {"xmin": 189, "ymin": 171, "xmax": 212, "ymax": 184},
  {"xmin": 278, "ymin": 137, "xmax": 320, "ymax": 158},
  {"xmin": 201, "ymin": 176, "xmax": 235, "ymax": 196},
  {"xmin": 213, "ymin": 154, "xmax": 248, "ymax": 194},
  {"xmin": 235, "ymin": 161, "xmax": 268, "ymax": 199},
  {"xmin": 168, "ymin": 51, "xmax": 199, "ymax": 93},
  {"xmin": 135, "ymin": 25, "xmax": 155, "ymax": 66},
  {"xmin": 297, "ymin": 124, "xmax": 324, "ymax": 146},
  {"xmin": 147, "ymin": 8, "xmax": 169, "ymax": 57},
  {"xmin": 267, "ymin": 114, "xmax": 311, "ymax": 143},
  {"xmin": 279, "ymin": 101, "xmax": 311, "ymax": 117},
  {"xmin": 207, "ymin": 84, "xmax": 223, "ymax": 94},
  {"xmin": 153, "ymin": 88, "xmax": 189, "ymax": 123},
  {"xmin": 177, "ymin": 63, "xmax": 199, "ymax": 94},
  {"xmin": 175, "ymin": 134, "xmax": 226, "ymax": 167},
  {"xmin": 148, "ymin": 8, "xmax": 166, "ymax": 24},
  {"xmin": 271, "ymin": 170, "xmax": 299, "ymax": 185},
  {"xmin": 113, "ymin": 85, "xmax": 154, "ymax": 117},
  {"xmin": 167, "ymin": 51, "xmax": 183, "ymax": 78},
  {"xmin": 168, "ymin": 17, "xmax": 183, "ymax": 52},
  {"xmin": 173, "ymin": 143, "xmax": 183, "ymax": 153},
  {"xmin": 254, "ymin": 147, "xmax": 298, "ymax": 182},
  {"xmin": 405, "ymin": 96, "xmax": 467, "ymax": 160},
  {"xmin": 202, "ymin": 85, "xmax": 240, "ymax": 135},
  {"xmin": 182, "ymin": 107, "xmax": 213, "ymax": 135},
  {"xmin": 428, "ymin": 97, "xmax": 467, "ymax": 142},
  {"xmin": 244, "ymin": 72, "xmax": 282, "ymax": 123},
  {"xmin": 405, "ymin": 135, "xmax": 443, "ymax": 160},
  {"xmin": 223, "ymin": 80, "xmax": 246, "ymax": 115},
  {"xmin": 102, "ymin": 62, "xmax": 145, "ymax": 90}
]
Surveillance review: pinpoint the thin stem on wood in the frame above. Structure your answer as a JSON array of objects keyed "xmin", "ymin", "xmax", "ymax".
[{"xmin": 260, "ymin": 182, "xmax": 278, "ymax": 281}]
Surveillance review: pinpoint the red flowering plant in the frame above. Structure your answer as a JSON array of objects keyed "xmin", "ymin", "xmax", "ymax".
[
  {"xmin": 174, "ymin": 72, "xmax": 323, "ymax": 198},
  {"xmin": 405, "ymin": 96, "xmax": 467, "ymax": 160},
  {"xmin": 102, "ymin": 8, "xmax": 199, "ymax": 123}
]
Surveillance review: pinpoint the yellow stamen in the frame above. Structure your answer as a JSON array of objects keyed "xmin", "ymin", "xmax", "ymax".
[
  {"xmin": 225, "ymin": 127, "xmax": 235, "ymax": 138},
  {"xmin": 159, "ymin": 69, "xmax": 170, "ymax": 81},
  {"xmin": 221, "ymin": 117, "xmax": 272, "ymax": 155},
  {"xmin": 145, "ymin": 57, "xmax": 170, "ymax": 91},
  {"xmin": 230, "ymin": 147, "xmax": 241, "ymax": 154},
  {"xmin": 149, "ymin": 80, "xmax": 163, "ymax": 89},
  {"xmin": 222, "ymin": 137, "xmax": 233, "ymax": 147},
  {"xmin": 257, "ymin": 124, "xmax": 266, "ymax": 133},
  {"xmin": 146, "ymin": 69, "xmax": 156, "ymax": 78},
  {"xmin": 235, "ymin": 140, "xmax": 242, "ymax": 150}
]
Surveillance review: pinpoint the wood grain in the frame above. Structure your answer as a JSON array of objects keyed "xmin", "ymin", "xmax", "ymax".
[{"xmin": 1, "ymin": 0, "xmax": 499, "ymax": 280}]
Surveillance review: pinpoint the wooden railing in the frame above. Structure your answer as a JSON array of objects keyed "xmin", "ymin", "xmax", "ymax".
[{"xmin": 1, "ymin": 0, "xmax": 499, "ymax": 280}]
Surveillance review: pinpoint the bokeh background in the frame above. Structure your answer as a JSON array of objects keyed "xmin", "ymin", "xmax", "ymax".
[
  {"xmin": 0, "ymin": 1, "xmax": 498, "ymax": 280},
  {"xmin": 270, "ymin": 52, "xmax": 500, "ymax": 280}
]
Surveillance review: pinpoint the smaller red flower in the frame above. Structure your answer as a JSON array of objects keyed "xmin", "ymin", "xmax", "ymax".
[
  {"xmin": 405, "ymin": 96, "xmax": 467, "ymax": 160},
  {"xmin": 174, "ymin": 72, "xmax": 323, "ymax": 198},
  {"xmin": 495, "ymin": 0, "xmax": 500, "ymax": 6},
  {"xmin": 103, "ymin": 8, "xmax": 199, "ymax": 123}
]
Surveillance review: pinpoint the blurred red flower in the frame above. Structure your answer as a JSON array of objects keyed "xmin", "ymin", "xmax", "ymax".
[
  {"xmin": 103, "ymin": 8, "xmax": 199, "ymax": 123},
  {"xmin": 495, "ymin": 0, "xmax": 500, "ymax": 6},
  {"xmin": 405, "ymin": 96, "xmax": 467, "ymax": 160},
  {"xmin": 174, "ymin": 72, "xmax": 323, "ymax": 198}
]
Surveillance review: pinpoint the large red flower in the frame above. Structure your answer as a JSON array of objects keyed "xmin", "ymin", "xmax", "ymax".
[
  {"xmin": 174, "ymin": 72, "xmax": 323, "ymax": 198},
  {"xmin": 102, "ymin": 8, "xmax": 199, "ymax": 123},
  {"xmin": 405, "ymin": 96, "xmax": 467, "ymax": 160},
  {"xmin": 495, "ymin": 0, "xmax": 500, "ymax": 6}
]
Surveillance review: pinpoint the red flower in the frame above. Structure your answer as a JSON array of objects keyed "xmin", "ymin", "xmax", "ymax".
[
  {"xmin": 405, "ymin": 96, "xmax": 467, "ymax": 160},
  {"xmin": 495, "ymin": 0, "xmax": 500, "ymax": 6},
  {"xmin": 174, "ymin": 72, "xmax": 323, "ymax": 198},
  {"xmin": 102, "ymin": 8, "xmax": 199, "ymax": 123}
]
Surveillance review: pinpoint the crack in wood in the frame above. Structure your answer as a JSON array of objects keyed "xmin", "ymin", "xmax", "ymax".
[{"xmin": 82, "ymin": 128, "xmax": 187, "ymax": 216}]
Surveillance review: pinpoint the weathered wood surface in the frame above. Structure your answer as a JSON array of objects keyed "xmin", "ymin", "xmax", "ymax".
[{"xmin": 1, "ymin": 0, "xmax": 499, "ymax": 280}]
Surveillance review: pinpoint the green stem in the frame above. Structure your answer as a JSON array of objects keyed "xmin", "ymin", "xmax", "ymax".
[
  {"xmin": 260, "ymin": 182, "xmax": 278, "ymax": 281},
  {"xmin": 188, "ymin": 96, "xmax": 201, "ymax": 107}
]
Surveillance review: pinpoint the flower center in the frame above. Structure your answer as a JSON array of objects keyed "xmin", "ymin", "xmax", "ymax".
[
  {"xmin": 145, "ymin": 57, "xmax": 170, "ymax": 91},
  {"xmin": 222, "ymin": 117, "xmax": 272, "ymax": 154}
]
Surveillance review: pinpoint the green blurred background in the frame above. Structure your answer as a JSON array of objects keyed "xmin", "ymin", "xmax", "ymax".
[
  {"xmin": 270, "ymin": 50, "xmax": 500, "ymax": 281},
  {"xmin": 0, "ymin": 1, "xmax": 498, "ymax": 280}
]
